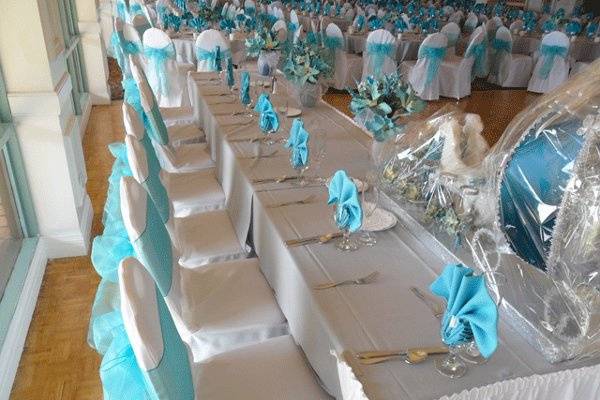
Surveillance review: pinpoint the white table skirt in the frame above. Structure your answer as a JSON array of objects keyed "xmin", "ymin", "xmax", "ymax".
[{"xmin": 189, "ymin": 69, "xmax": 600, "ymax": 400}]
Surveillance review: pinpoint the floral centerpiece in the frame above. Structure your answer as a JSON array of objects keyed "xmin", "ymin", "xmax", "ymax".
[
  {"xmin": 245, "ymin": 27, "xmax": 282, "ymax": 75},
  {"xmin": 347, "ymin": 72, "xmax": 424, "ymax": 142},
  {"xmin": 283, "ymin": 39, "xmax": 332, "ymax": 107}
]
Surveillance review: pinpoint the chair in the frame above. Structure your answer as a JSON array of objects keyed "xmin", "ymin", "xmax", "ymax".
[
  {"xmin": 488, "ymin": 27, "xmax": 533, "ymax": 88},
  {"xmin": 195, "ymin": 29, "xmax": 231, "ymax": 72},
  {"xmin": 403, "ymin": 33, "xmax": 448, "ymax": 101},
  {"xmin": 464, "ymin": 12, "xmax": 478, "ymax": 33},
  {"xmin": 509, "ymin": 19, "xmax": 523, "ymax": 33},
  {"xmin": 362, "ymin": 29, "xmax": 397, "ymax": 80},
  {"xmin": 118, "ymin": 257, "xmax": 330, "ymax": 399},
  {"xmin": 122, "ymin": 102, "xmax": 224, "ymax": 218},
  {"xmin": 118, "ymin": 184, "xmax": 288, "ymax": 363},
  {"xmin": 527, "ymin": 31, "xmax": 570, "ymax": 93},
  {"xmin": 441, "ymin": 22, "xmax": 460, "ymax": 56},
  {"xmin": 129, "ymin": 56, "xmax": 202, "ymax": 139},
  {"xmin": 438, "ymin": 26, "xmax": 484, "ymax": 99},
  {"xmin": 325, "ymin": 23, "xmax": 362, "ymax": 89},
  {"xmin": 142, "ymin": 28, "xmax": 194, "ymax": 107},
  {"xmin": 272, "ymin": 20, "xmax": 288, "ymax": 43}
]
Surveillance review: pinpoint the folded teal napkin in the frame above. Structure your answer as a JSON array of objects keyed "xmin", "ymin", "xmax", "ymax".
[
  {"xmin": 254, "ymin": 93, "xmax": 271, "ymax": 113},
  {"xmin": 327, "ymin": 170, "xmax": 362, "ymax": 232},
  {"xmin": 259, "ymin": 103, "xmax": 279, "ymax": 133},
  {"xmin": 430, "ymin": 263, "xmax": 498, "ymax": 359},
  {"xmin": 226, "ymin": 58, "xmax": 235, "ymax": 87},
  {"xmin": 240, "ymin": 71, "xmax": 250, "ymax": 105},
  {"xmin": 284, "ymin": 118, "xmax": 309, "ymax": 168}
]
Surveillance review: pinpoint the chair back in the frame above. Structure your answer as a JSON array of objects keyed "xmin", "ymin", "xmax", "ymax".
[
  {"xmin": 272, "ymin": 19, "xmax": 288, "ymax": 42},
  {"xmin": 465, "ymin": 26, "xmax": 488, "ymax": 78},
  {"xmin": 415, "ymin": 33, "xmax": 448, "ymax": 87},
  {"xmin": 244, "ymin": 0, "xmax": 256, "ymax": 13},
  {"xmin": 509, "ymin": 19, "xmax": 523, "ymax": 32},
  {"xmin": 490, "ymin": 26, "xmax": 513, "ymax": 76},
  {"xmin": 195, "ymin": 29, "xmax": 231, "ymax": 72},
  {"xmin": 118, "ymin": 256, "xmax": 194, "ymax": 400},
  {"xmin": 536, "ymin": 31, "xmax": 569, "ymax": 79},
  {"xmin": 362, "ymin": 29, "xmax": 396, "ymax": 80},
  {"xmin": 132, "ymin": 14, "xmax": 152, "ymax": 37},
  {"xmin": 441, "ymin": 22, "xmax": 460, "ymax": 48},
  {"xmin": 464, "ymin": 12, "xmax": 478, "ymax": 32},
  {"xmin": 141, "ymin": 28, "xmax": 186, "ymax": 106}
]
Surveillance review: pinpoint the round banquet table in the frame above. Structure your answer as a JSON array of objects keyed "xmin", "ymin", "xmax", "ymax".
[{"xmin": 187, "ymin": 66, "xmax": 600, "ymax": 400}]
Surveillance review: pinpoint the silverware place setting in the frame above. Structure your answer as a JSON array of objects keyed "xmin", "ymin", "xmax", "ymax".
[
  {"xmin": 284, "ymin": 231, "xmax": 343, "ymax": 247},
  {"xmin": 410, "ymin": 286, "xmax": 445, "ymax": 319},
  {"xmin": 313, "ymin": 271, "xmax": 379, "ymax": 290},
  {"xmin": 355, "ymin": 346, "xmax": 449, "ymax": 365},
  {"xmin": 267, "ymin": 194, "xmax": 317, "ymax": 208}
]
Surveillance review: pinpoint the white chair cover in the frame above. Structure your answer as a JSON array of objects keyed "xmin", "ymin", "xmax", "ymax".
[
  {"xmin": 272, "ymin": 20, "xmax": 288, "ymax": 42},
  {"xmin": 441, "ymin": 22, "xmax": 461, "ymax": 56},
  {"xmin": 464, "ymin": 12, "xmax": 479, "ymax": 33},
  {"xmin": 118, "ymin": 258, "xmax": 327, "ymax": 399},
  {"xmin": 405, "ymin": 33, "xmax": 448, "ymax": 101},
  {"xmin": 119, "ymin": 180, "xmax": 288, "ymax": 363},
  {"xmin": 509, "ymin": 19, "xmax": 524, "ymax": 33},
  {"xmin": 438, "ymin": 26, "xmax": 484, "ymax": 99},
  {"xmin": 488, "ymin": 26, "xmax": 534, "ymax": 88},
  {"xmin": 142, "ymin": 28, "xmax": 192, "ymax": 107},
  {"xmin": 195, "ymin": 29, "xmax": 231, "ymax": 72},
  {"xmin": 362, "ymin": 29, "xmax": 397, "ymax": 80},
  {"xmin": 325, "ymin": 23, "xmax": 362, "ymax": 89},
  {"xmin": 527, "ymin": 31, "xmax": 570, "ymax": 93}
]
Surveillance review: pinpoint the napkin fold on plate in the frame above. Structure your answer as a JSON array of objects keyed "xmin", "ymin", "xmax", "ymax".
[
  {"xmin": 240, "ymin": 71, "xmax": 250, "ymax": 105},
  {"xmin": 327, "ymin": 170, "xmax": 363, "ymax": 232},
  {"xmin": 430, "ymin": 263, "xmax": 498, "ymax": 359},
  {"xmin": 284, "ymin": 118, "xmax": 309, "ymax": 168}
]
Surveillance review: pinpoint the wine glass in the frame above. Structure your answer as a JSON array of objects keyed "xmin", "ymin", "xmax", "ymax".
[
  {"xmin": 435, "ymin": 342, "xmax": 468, "ymax": 378},
  {"xmin": 293, "ymin": 130, "xmax": 325, "ymax": 186},
  {"xmin": 358, "ymin": 172, "xmax": 379, "ymax": 246},
  {"xmin": 334, "ymin": 205, "xmax": 360, "ymax": 252}
]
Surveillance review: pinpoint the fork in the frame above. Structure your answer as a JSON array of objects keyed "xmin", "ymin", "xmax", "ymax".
[
  {"xmin": 314, "ymin": 271, "xmax": 379, "ymax": 290},
  {"xmin": 410, "ymin": 286, "xmax": 444, "ymax": 319}
]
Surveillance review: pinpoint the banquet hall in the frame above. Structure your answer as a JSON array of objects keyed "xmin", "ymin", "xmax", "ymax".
[{"xmin": 1, "ymin": 0, "xmax": 600, "ymax": 398}]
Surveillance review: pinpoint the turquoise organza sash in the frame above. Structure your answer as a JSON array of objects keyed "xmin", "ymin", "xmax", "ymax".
[
  {"xmin": 143, "ymin": 44, "xmax": 176, "ymax": 95},
  {"xmin": 466, "ymin": 41, "xmax": 488, "ymax": 78},
  {"xmin": 538, "ymin": 44, "xmax": 568, "ymax": 79},
  {"xmin": 366, "ymin": 42, "xmax": 394, "ymax": 76},
  {"xmin": 491, "ymin": 38, "xmax": 512, "ymax": 75},
  {"xmin": 418, "ymin": 45, "xmax": 446, "ymax": 85},
  {"xmin": 111, "ymin": 32, "xmax": 126, "ymax": 72},
  {"xmin": 324, "ymin": 36, "xmax": 343, "ymax": 51},
  {"xmin": 196, "ymin": 46, "xmax": 232, "ymax": 71}
]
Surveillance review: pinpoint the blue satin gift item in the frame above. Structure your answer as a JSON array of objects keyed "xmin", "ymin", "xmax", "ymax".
[
  {"xmin": 285, "ymin": 118, "xmax": 310, "ymax": 168},
  {"xmin": 430, "ymin": 263, "xmax": 498, "ymax": 359},
  {"xmin": 143, "ymin": 44, "xmax": 176, "ymax": 95},
  {"xmin": 259, "ymin": 105, "xmax": 280, "ymax": 133},
  {"xmin": 538, "ymin": 44, "xmax": 568, "ymax": 80},
  {"xmin": 254, "ymin": 92, "xmax": 271, "ymax": 113},
  {"xmin": 466, "ymin": 41, "xmax": 488, "ymax": 78},
  {"xmin": 366, "ymin": 42, "xmax": 395, "ymax": 77},
  {"xmin": 418, "ymin": 45, "xmax": 447, "ymax": 86},
  {"xmin": 500, "ymin": 118, "xmax": 583, "ymax": 271},
  {"xmin": 240, "ymin": 71, "xmax": 251, "ymax": 105},
  {"xmin": 328, "ymin": 170, "xmax": 363, "ymax": 232}
]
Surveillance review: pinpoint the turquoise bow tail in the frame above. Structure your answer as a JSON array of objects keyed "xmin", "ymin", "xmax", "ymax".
[{"xmin": 466, "ymin": 41, "xmax": 488, "ymax": 78}]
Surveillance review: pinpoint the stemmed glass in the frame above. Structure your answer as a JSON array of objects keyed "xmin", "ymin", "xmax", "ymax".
[
  {"xmin": 435, "ymin": 342, "xmax": 468, "ymax": 378},
  {"xmin": 334, "ymin": 206, "xmax": 360, "ymax": 251},
  {"xmin": 358, "ymin": 171, "xmax": 379, "ymax": 246},
  {"xmin": 292, "ymin": 130, "xmax": 325, "ymax": 186}
]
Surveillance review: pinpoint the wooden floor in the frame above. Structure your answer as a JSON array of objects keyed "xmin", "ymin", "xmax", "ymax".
[{"xmin": 9, "ymin": 88, "xmax": 536, "ymax": 399}]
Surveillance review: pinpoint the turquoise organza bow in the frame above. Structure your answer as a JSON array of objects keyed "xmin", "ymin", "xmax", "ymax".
[
  {"xmin": 143, "ymin": 44, "xmax": 175, "ymax": 95},
  {"xmin": 491, "ymin": 38, "xmax": 512, "ymax": 75},
  {"xmin": 220, "ymin": 18, "xmax": 236, "ymax": 33},
  {"xmin": 254, "ymin": 92, "xmax": 271, "ymax": 113},
  {"xmin": 369, "ymin": 17, "xmax": 383, "ymax": 30},
  {"xmin": 324, "ymin": 36, "xmax": 343, "ymax": 51},
  {"xmin": 356, "ymin": 15, "xmax": 366, "ymax": 30},
  {"xmin": 285, "ymin": 118, "xmax": 309, "ymax": 168},
  {"xmin": 366, "ymin": 42, "xmax": 395, "ymax": 76},
  {"xmin": 418, "ymin": 45, "xmax": 446, "ymax": 85},
  {"xmin": 259, "ymin": 103, "xmax": 279, "ymax": 133},
  {"xmin": 196, "ymin": 46, "xmax": 231, "ymax": 72},
  {"xmin": 240, "ymin": 71, "xmax": 251, "ymax": 105},
  {"xmin": 466, "ymin": 41, "xmax": 488, "ymax": 78},
  {"xmin": 395, "ymin": 18, "xmax": 408, "ymax": 32},
  {"xmin": 226, "ymin": 58, "xmax": 235, "ymax": 87},
  {"xmin": 566, "ymin": 20, "xmax": 582, "ymax": 37},
  {"xmin": 116, "ymin": 0, "xmax": 127, "ymax": 19},
  {"xmin": 328, "ymin": 170, "xmax": 362, "ymax": 232},
  {"xmin": 123, "ymin": 40, "xmax": 141, "ymax": 55},
  {"xmin": 189, "ymin": 16, "xmax": 208, "ymax": 31},
  {"xmin": 587, "ymin": 23, "xmax": 599, "ymax": 39},
  {"xmin": 430, "ymin": 263, "xmax": 498, "ymax": 359},
  {"xmin": 538, "ymin": 44, "xmax": 568, "ymax": 79},
  {"xmin": 111, "ymin": 32, "xmax": 126, "ymax": 71},
  {"xmin": 129, "ymin": 3, "xmax": 143, "ymax": 16}
]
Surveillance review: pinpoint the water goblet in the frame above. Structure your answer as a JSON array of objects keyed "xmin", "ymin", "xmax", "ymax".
[
  {"xmin": 434, "ymin": 342, "xmax": 468, "ymax": 378},
  {"xmin": 358, "ymin": 173, "xmax": 379, "ymax": 246},
  {"xmin": 334, "ymin": 206, "xmax": 359, "ymax": 252}
]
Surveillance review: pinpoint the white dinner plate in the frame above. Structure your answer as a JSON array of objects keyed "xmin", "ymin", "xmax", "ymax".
[{"xmin": 362, "ymin": 207, "xmax": 398, "ymax": 232}]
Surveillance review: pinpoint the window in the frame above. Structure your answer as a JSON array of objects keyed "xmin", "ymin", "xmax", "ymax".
[{"xmin": 58, "ymin": 0, "xmax": 88, "ymax": 115}]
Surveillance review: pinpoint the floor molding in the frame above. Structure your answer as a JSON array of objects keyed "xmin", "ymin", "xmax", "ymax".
[
  {"xmin": 45, "ymin": 195, "xmax": 92, "ymax": 259},
  {"xmin": 0, "ymin": 240, "xmax": 47, "ymax": 400}
]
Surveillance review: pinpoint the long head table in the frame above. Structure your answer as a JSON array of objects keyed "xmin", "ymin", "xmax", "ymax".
[{"xmin": 188, "ymin": 68, "xmax": 599, "ymax": 399}]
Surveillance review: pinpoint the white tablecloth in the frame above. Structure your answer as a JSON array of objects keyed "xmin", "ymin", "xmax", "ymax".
[{"xmin": 188, "ymin": 69, "xmax": 600, "ymax": 400}]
